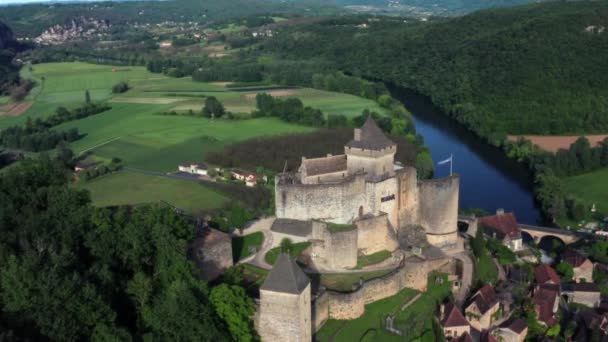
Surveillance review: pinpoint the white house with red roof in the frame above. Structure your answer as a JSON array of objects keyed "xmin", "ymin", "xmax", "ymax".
[{"xmin": 478, "ymin": 209, "xmax": 523, "ymax": 251}]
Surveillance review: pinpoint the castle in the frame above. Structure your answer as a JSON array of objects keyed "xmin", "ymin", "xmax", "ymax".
[
  {"xmin": 274, "ymin": 116, "xmax": 460, "ymax": 261},
  {"xmin": 257, "ymin": 117, "xmax": 463, "ymax": 341}
]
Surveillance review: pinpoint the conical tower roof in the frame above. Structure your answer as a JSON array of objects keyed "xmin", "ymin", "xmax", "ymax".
[
  {"xmin": 261, "ymin": 253, "xmax": 310, "ymax": 294},
  {"xmin": 346, "ymin": 116, "xmax": 395, "ymax": 150}
]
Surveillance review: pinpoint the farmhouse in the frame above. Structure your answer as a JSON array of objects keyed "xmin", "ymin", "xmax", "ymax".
[
  {"xmin": 478, "ymin": 209, "xmax": 523, "ymax": 251},
  {"xmin": 533, "ymin": 285, "xmax": 559, "ymax": 326},
  {"xmin": 534, "ymin": 264, "xmax": 560, "ymax": 286},
  {"xmin": 231, "ymin": 169, "xmax": 259, "ymax": 187},
  {"xmin": 178, "ymin": 161, "xmax": 208, "ymax": 176},
  {"xmin": 74, "ymin": 159, "xmax": 101, "ymax": 172}
]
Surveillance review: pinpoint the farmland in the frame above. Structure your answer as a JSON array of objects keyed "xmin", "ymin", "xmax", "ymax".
[
  {"xmin": 1, "ymin": 62, "xmax": 389, "ymax": 210},
  {"xmin": 563, "ymin": 168, "xmax": 608, "ymax": 217},
  {"xmin": 77, "ymin": 171, "xmax": 229, "ymax": 215}
]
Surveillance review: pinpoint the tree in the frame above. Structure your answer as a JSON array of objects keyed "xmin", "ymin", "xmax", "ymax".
[
  {"xmin": 202, "ymin": 96, "xmax": 225, "ymax": 118},
  {"xmin": 111, "ymin": 82, "xmax": 129, "ymax": 94},
  {"xmin": 210, "ymin": 284, "xmax": 257, "ymax": 342},
  {"xmin": 415, "ymin": 151, "xmax": 434, "ymax": 179},
  {"xmin": 556, "ymin": 261, "xmax": 573, "ymax": 281},
  {"xmin": 85, "ymin": 89, "xmax": 91, "ymax": 104}
]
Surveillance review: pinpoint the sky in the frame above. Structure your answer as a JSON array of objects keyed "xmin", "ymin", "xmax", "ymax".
[{"xmin": 0, "ymin": 0, "xmax": 142, "ymax": 5}]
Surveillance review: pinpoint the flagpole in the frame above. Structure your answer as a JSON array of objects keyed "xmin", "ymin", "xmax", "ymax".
[{"xmin": 450, "ymin": 153, "xmax": 453, "ymax": 176}]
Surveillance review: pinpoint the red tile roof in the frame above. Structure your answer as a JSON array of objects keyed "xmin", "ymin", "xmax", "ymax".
[
  {"xmin": 478, "ymin": 212, "xmax": 521, "ymax": 240},
  {"xmin": 535, "ymin": 264, "xmax": 560, "ymax": 285},
  {"xmin": 501, "ymin": 318, "xmax": 528, "ymax": 334},
  {"xmin": 441, "ymin": 302, "xmax": 470, "ymax": 328},
  {"xmin": 470, "ymin": 284, "xmax": 499, "ymax": 314},
  {"xmin": 562, "ymin": 249, "xmax": 589, "ymax": 268},
  {"xmin": 455, "ymin": 332, "xmax": 474, "ymax": 342},
  {"xmin": 533, "ymin": 286, "xmax": 559, "ymax": 326}
]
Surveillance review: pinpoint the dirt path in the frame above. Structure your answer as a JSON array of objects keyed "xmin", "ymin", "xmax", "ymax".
[{"xmin": 0, "ymin": 101, "xmax": 33, "ymax": 117}]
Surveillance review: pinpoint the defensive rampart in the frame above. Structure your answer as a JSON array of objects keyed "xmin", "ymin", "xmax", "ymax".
[{"xmin": 312, "ymin": 257, "xmax": 448, "ymax": 330}]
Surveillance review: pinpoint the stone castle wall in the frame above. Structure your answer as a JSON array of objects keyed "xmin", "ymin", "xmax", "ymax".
[
  {"xmin": 312, "ymin": 291, "xmax": 330, "ymax": 333},
  {"xmin": 355, "ymin": 213, "xmax": 398, "ymax": 255},
  {"xmin": 365, "ymin": 176, "xmax": 399, "ymax": 228},
  {"xmin": 275, "ymin": 174, "xmax": 366, "ymax": 224},
  {"xmin": 312, "ymin": 257, "xmax": 448, "ymax": 328},
  {"xmin": 258, "ymin": 284, "xmax": 312, "ymax": 342},
  {"xmin": 345, "ymin": 146, "xmax": 396, "ymax": 179},
  {"xmin": 311, "ymin": 221, "xmax": 357, "ymax": 269},
  {"xmin": 418, "ymin": 175, "xmax": 460, "ymax": 247},
  {"xmin": 396, "ymin": 167, "xmax": 419, "ymax": 228}
]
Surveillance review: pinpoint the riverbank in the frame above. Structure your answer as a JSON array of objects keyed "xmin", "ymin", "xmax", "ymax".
[{"xmin": 390, "ymin": 86, "xmax": 542, "ymax": 225}]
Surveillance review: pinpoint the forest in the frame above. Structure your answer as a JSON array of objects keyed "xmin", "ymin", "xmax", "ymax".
[
  {"xmin": 263, "ymin": 2, "xmax": 608, "ymax": 142},
  {"xmin": 0, "ymin": 154, "xmax": 258, "ymax": 341}
]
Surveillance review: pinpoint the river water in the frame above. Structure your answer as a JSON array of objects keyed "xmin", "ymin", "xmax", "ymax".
[{"xmin": 392, "ymin": 88, "xmax": 543, "ymax": 224}]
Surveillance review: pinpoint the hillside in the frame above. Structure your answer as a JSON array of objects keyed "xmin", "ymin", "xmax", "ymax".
[
  {"xmin": 336, "ymin": 0, "xmax": 548, "ymax": 16},
  {"xmin": 0, "ymin": 21, "xmax": 19, "ymax": 95},
  {"xmin": 265, "ymin": 1, "xmax": 608, "ymax": 143}
]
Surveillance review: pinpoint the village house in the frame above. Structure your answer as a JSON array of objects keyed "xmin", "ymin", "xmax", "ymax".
[
  {"xmin": 188, "ymin": 228, "xmax": 233, "ymax": 281},
  {"xmin": 478, "ymin": 209, "xmax": 523, "ymax": 251},
  {"xmin": 533, "ymin": 285, "xmax": 559, "ymax": 326},
  {"xmin": 495, "ymin": 318, "xmax": 528, "ymax": 342},
  {"xmin": 178, "ymin": 161, "xmax": 208, "ymax": 176},
  {"xmin": 562, "ymin": 249, "xmax": 594, "ymax": 283},
  {"xmin": 534, "ymin": 264, "xmax": 561, "ymax": 287},
  {"xmin": 441, "ymin": 302, "xmax": 471, "ymax": 340},
  {"xmin": 465, "ymin": 284, "xmax": 500, "ymax": 331},
  {"xmin": 562, "ymin": 282, "xmax": 601, "ymax": 308}
]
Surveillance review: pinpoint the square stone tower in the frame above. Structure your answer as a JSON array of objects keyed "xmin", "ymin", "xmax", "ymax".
[
  {"xmin": 258, "ymin": 254, "xmax": 312, "ymax": 342},
  {"xmin": 345, "ymin": 116, "xmax": 397, "ymax": 180}
]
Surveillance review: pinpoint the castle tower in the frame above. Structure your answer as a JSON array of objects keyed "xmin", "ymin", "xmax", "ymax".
[
  {"xmin": 258, "ymin": 254, "xmax": 312, "ymax": 342},
  {"xmin": 345, "ymin": 116, "xmax": 396, "ymax": 180}
]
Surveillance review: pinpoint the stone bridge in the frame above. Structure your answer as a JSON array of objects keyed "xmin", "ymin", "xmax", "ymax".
[
  {"xmin": 457, "ymin": 215, "xmax": 582, "ymax": 245},
  {"xmin": 518, "ymin": 224, "xmax": 581, "ymax": 245}
]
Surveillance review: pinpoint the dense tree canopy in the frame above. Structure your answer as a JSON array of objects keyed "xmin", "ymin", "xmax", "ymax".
[{"xmin": 0, "ymin": 155, "xmax": 238, "ymax": 340}]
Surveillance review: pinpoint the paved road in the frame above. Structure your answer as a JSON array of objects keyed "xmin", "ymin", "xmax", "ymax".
[{"xmin": 452, "ymin": 252, "xmax": 473, "ymax": 307}]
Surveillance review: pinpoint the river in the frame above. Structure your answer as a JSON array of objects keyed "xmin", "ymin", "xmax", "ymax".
[{"xmin": 392, "ymin": 88, "xmax": 543, "ymax": 224}]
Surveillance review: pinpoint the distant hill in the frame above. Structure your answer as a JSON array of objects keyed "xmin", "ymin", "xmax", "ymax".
[
  {"xmin": 267, "ymin": 1, "xmax": 608, "ymax": 141},
  {"xmin": 335, "ymin": 0, "xmax": 551, "ymax": 16}
]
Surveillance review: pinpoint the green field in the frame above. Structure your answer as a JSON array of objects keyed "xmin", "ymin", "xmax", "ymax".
[
  {"xmin": 316, "ymin": 273, "xmax": 450, "ymax": 342},
  {"xmin": 357, "ymin": 250, "xmax": 392, "ymax": 269},
  {"xmin": 3, "ymin": 62, "xmax": 389, "ymax": 211},
  {"xmin": 563, "ymin": 168, "xmax": 608, "ymax": 218},
  {"xmin": 319, "ymin": 270, "xmax": 393, "ymax": 292},
  {"xmin": 78, "ymin": 171, "xmax": 229, "ymax": 214}
]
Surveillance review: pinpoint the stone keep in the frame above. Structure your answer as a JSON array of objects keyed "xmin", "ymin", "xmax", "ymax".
[
  {"xmin": 275, "ymin": 116, "xmax": 460, "ymax": 250},
  {"xmin": 258, "ymin": 254, "xmax": 312, "ymax": 342}
]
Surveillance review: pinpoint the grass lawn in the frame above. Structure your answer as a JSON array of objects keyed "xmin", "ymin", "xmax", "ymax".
[
  {"xmin": 475, "ymin": 251, "xmax": 498, "ymax": 285},
  {"xmin": 265, "ymin": 241, "xmax": 312, "ymax": 265},
  {"xmin": 232, "ymin": 232, "xmax": 265, "ymax": 262},
  {"xmin": 561, "ymin": 168, "xmax": 608, "ymax": 225},
  {"xmin": 78, "ymin": 171, "xmax": 228, "ymax": 214},
  {"xmin": 319, "ymin": 269, "xmax": 393, "ymax": 292},
  {"xmin": 316, "ymin": 273, "xmax": 450, "ymax": 342},
  {"xmin": 315, "ymin": 287, "xmax": 419, "ymax": 342},
  {"xmin": 357, "ymin": 250, "xmax": 392, "ymax": 268}
]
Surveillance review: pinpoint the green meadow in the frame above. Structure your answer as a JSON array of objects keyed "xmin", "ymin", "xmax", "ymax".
[
  {"xmin": 78, "ymin": 171, "xmax": 229, "ymax": 215},
  {"xmin": 563, "ymin": 169, "xmax": 608, "ymax": 219},
  {"xmin": 3, "ymin": 62, "xmax": 387, "ymax": 210}
]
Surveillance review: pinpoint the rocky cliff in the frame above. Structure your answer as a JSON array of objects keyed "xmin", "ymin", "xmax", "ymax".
[{"xmin": 0, "ymin": 21, "xmax": 15, "ymax": 50}]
